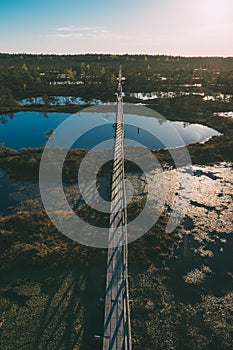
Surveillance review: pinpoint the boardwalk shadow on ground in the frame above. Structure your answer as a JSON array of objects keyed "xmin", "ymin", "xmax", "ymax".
[
  {"xmin": 33, "ymin": 268, "xmax": 84, "ymax": 350},
  {"xmin": 0, "ymin": 260, "xmax": 105, "ymax": 350},
  {"xmin": 34, "ymin": 264, "xmax": 105, "ymax": 350}
]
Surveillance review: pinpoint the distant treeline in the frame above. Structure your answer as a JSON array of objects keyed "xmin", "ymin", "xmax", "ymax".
[
  {"xmin": 1, "ymin": 53, "xmax": 233, "ymax": 69},
  {"xmin": 0, "ymin": 53, "xmax": 233, "ymax": 104}
]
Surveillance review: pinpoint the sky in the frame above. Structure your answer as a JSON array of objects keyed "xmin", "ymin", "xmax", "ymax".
[{"xmin": 0, "ymin": 0, "xmax": 232, "ymax": 56}]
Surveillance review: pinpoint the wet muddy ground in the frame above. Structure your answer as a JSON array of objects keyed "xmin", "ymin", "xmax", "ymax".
[
  {"xmin": 0, "ymin": 162, "xmax": 232, "ymax": 349},
  {"xmin": 129, "ymin": 162, "xmax": 233, "ymax": 349}
]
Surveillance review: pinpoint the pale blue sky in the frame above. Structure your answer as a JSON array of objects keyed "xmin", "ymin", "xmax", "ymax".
[{"xmin": 0, "ymin": 0, "xmax": 232, "ymax": 56}]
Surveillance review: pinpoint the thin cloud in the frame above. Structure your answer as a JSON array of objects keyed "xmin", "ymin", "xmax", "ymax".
[
  {"xmin": 52, "ymin": 33, "xmax": 134, "ymax": 40},
  {"xmin": 50, "ymin": 26, "xmax": 136, "ymax": 41},
  {"xmin": 55, "ymin": 26, "xmax": 111, "ymax": 34},
  {"xmin": 54, "ymin": 33, "xmax": 84, "ymax": 38}
]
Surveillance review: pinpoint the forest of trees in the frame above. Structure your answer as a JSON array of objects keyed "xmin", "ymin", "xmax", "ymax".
[{"xmin": 0, "ymin": 53, "xmax": 233, "ymax": 104}]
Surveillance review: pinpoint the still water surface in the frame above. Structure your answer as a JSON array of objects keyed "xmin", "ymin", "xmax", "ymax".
[{"xmin": 0, "ymin": 111, "xmax": 220, "ymax": 150}]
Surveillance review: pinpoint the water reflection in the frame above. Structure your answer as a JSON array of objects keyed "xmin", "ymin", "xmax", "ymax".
[
  {"xmin": 0, "ymin": 111, "xmax": 220, "ymax": 151},
  {"xmin": 0, "ymin": 113, "xmax": 15, "ymax": 124}
]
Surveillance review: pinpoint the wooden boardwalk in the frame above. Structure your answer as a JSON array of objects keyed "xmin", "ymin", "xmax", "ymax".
[{"xmin": 103, "ymin": 67, "xmax": 132, "ymax": 350}]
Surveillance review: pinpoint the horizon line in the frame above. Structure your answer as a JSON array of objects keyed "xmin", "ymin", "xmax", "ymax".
[{"xmin": 0, "ymin": 51, "xmax": 233, "ymax": 58}]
